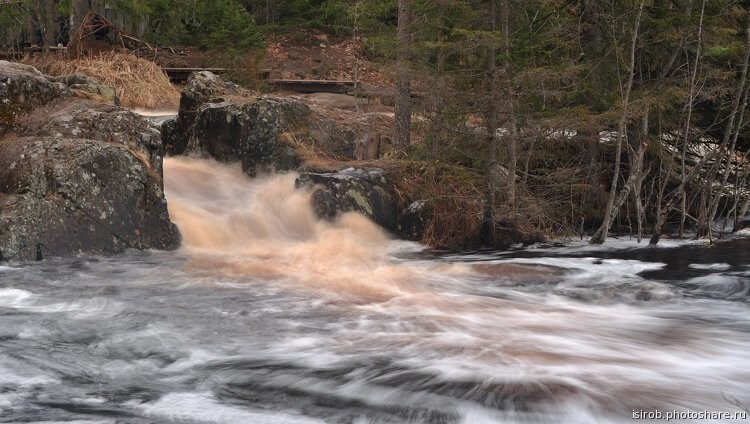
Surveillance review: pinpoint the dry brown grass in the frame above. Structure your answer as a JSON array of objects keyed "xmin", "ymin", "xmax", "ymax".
[
  {"xmin": 391, "ymin": 161, "xmax": 485, "ymax": 248},
  {"xmin": 22, "ymin": 51, "xmax": 179, "ymax": 109}
]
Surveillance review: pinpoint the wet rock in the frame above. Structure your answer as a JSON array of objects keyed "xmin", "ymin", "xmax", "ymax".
[
  {"xmin": 295, "ymin": 167, "xmax": 396, "ymax": 231},
  {"xmin": 165, "ymin": 71, "xmax": 243, "ymax": 155},
  {"xmin": 162, "ymin": 72, "xmax": 311, "ymax": 174},
  {"xmin": 0, "ymin": 61, "xmax": 70, "ymax": 133},
  {"xmin": 0, "ymin": 137, "xmax": 180, "ymax": 261},
  {"xmin": 161, "ymin": 116, "xmax": 180, "ymax": 155},
  {"xmin": 181, "ymin": 71, "xmax": 241, "ymax": 117},
  {"xmin": 165, "ymin": 72, "xmax": 388, "ymax": 165},
  {"xmin": 397, "ymin": 200, "xmax": 431, "ymax": 241},
  {"xmin": 181, "ymin": 96, "xmax": 311, "ymax": 175}
]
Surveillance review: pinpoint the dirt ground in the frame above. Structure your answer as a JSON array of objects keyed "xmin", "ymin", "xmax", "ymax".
[
  {"xmin": 261, "ymin": 32, "xmax": 392, "ymax": 86},
  {"xmin": 150, "ymin": 31, "xmax": 393, "ymax": 88}
]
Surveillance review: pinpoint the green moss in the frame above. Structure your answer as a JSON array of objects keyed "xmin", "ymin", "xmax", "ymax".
[{"xmin": 346, "ymin": 189, "xmax": 373, "ymax": 215}]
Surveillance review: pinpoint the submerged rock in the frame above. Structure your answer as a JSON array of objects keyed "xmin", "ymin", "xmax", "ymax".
[
  {"xmin": 295, "ymin": 167, "xmax": 397, "ymax": 231},
  {"xmin": 0, "ymin": 137, "xmax": 180, "ymax": 261}
]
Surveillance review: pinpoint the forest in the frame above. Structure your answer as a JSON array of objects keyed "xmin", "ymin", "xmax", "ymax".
[{"xmin": 2, "ymin": 0, "xmax": 749, "ymax": 247}]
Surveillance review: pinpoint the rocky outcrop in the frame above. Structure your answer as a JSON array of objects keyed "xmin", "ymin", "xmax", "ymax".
[
  {"xmin": 162, "ymin": 72, "xmax": 312, "ymax": 175},
  {"xmin": 163, "ymin": 71, "xmax": 244, "ymax": 155},
  {"xmin": 163, "ymin": 72, "xmax": 393, "ymax": 167},
  {"xmin": 0, "ymin": 137, "xmax": 179, "ymax": 261},
  {"xmin": 0, "ymin": 61, "xmax": 70, "ymax": 133},
  {"xmin": 0, "ymin": 62, "xmax": 180, "ymax": 261},
  {"xmin": 163, "ymin": 72, "xmax": 413, "ymax": 236},
  {"xmin": 295, "ymin": 168, "xmax": 397, "ymax": 231},
  {"xmin": 187, "ymin": 98, "xmax": 309, "ymax": 175},
  {"xmin": 307, "ymin": 116, "xmax": 357, "ymax": 158},
  {"xmin": 14, "ymin": 101, "xmax": 165, "ymax": 175}
]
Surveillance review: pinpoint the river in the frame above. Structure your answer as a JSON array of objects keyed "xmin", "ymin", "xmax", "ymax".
[{"xmin": 0, "ymin": 157, "xmax": 748, "ymax": 423}]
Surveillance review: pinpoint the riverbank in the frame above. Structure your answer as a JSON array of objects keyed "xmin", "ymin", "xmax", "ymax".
[{"xmin": 2, "ymin": 59, "xmax": 748, "ymax": 260}]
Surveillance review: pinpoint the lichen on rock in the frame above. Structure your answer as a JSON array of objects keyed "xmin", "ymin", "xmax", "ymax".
[
  {"xmin": 0, "ymin": 137, "xmax": 180, "ymax": 261},
  {"xmin": 295, "ymin": 168, "xmax": 396, "ymax": 231},
  {"xmin": 0, "ymin": 62, "xmax": 180, "ymax": 261}
]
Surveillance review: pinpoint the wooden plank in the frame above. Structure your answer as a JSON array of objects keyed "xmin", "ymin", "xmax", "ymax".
[
  {"xmin": 269, "ymin": 79, "xmax": 354, "ymax": 94},
  {"xmin": 162, "ymin": 67, "xmax": 355, "ymax": 94},
  {"xmin": 0, "ymin": 51, "xmax": 23, "ymax": 59},
  {"xmin": 162, "ymin": 67, "xmax": 231, "ymax": 73},
  {"xmin": 162, "ymin": 67, "xmax": 231, "ymax": 83}
]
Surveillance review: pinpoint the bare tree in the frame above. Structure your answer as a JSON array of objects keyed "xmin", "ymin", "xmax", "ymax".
[
  {"xmin": 679, "ymin": 0, "xmax": 705, "ymax": 238},
  {"xmin": 590, "ymin": 0, "xmax": 645, "ymax": 244}
]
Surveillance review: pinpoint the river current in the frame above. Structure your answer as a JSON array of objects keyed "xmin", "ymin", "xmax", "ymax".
[{"xmin": 0, "ymin": 157, "xmax": 748, "ymax": 423}]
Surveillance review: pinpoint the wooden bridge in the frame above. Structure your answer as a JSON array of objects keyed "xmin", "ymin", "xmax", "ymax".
[
  {"xmin": 162, "ymin": 67, "xmax": 235, "ymax": 83},
  {"xmin": 162, "ymin": 67, "xmax": 355, "ymax": 94}
]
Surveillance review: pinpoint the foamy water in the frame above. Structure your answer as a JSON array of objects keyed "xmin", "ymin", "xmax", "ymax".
[{"xmin": 0, "ymin": 157, "xmax": 748, "ymax": 423}]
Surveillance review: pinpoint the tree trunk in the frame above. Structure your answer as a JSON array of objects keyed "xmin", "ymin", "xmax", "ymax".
[
  {"xmin": 734, "ymin": 198, "xmax": 750, "ymax": 232},
  {"xmin": 352, "ymin": 1, "xmax": 362, "ymax": 114},
  {"xmin": 70, "ymin": 0, "xmax": 90, "ymax": 41},
  {"xmin": 580, "ymin": 0, "xmax": 603, "ymax": 58},
  {"xmin": 679, "ymin": 0, "xmax": 705, "ymax": 239},
  {"xmin": 394, "ymin": 0, "xmax": 412, "ymax": 148},
  {"xmin": 590, "ymin": 0, "xmax": 645, "ymax": 244},
  {"xmin": 633, "ymin": 112, "xmax": 650, "ymax": 243},
  {"xmin": 500, "ymin": 0, "xmax": 517, "ymax": 208},
  {"xmin": 430, "ymin": 0, "xmax": 446, "ymax": 158},
  {"xmin": 481, "ymin": 0, "xmax": 499, "ymax": 246}
]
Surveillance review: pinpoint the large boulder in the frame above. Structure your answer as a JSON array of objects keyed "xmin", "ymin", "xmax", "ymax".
[
  {"xmin": 163, "ymin": 71, "xmax": 244, "ymax": 155},
  {"xmin": 0, "ymin": 62, "xmax": 180, "ymax": 261},
  {"xmin": 295, "ymin": 167, "xmax": 397, "ymax": 231},
  {"xmin": 179, "ymin": 71, "xmax": 242, "ymax": 122},
  {"xmin": 186, "ymin": 97, "xmax": 310, "ymax": 175},
  {"xmin": 0, "ymin": 61, "xmax": 70, "ymax": 133},
  {"xmin": 163, "ymin": 72, "xmax": 391, "ymax": 166},
  {"xmin": 162, "ymin": 72, "xmax": 312, "ymax": 175},
  {"xmin": 0, "ymin": 137, "xmax": 180, "ymax": 261}
]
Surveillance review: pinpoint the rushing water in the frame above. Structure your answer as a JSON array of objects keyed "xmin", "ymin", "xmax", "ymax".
[{"xmin": 1, "ymin": 157, "xmax": 749, "ymax": 424}]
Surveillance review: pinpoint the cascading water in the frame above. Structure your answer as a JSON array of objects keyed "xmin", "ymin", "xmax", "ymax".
[
  {"xmin": 163, "ymin": 156, "xmax": 422, "ymax": 299},
  {"xmin": 0, "ymin": 156, "xmax": 748, "ymax": 423}
]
